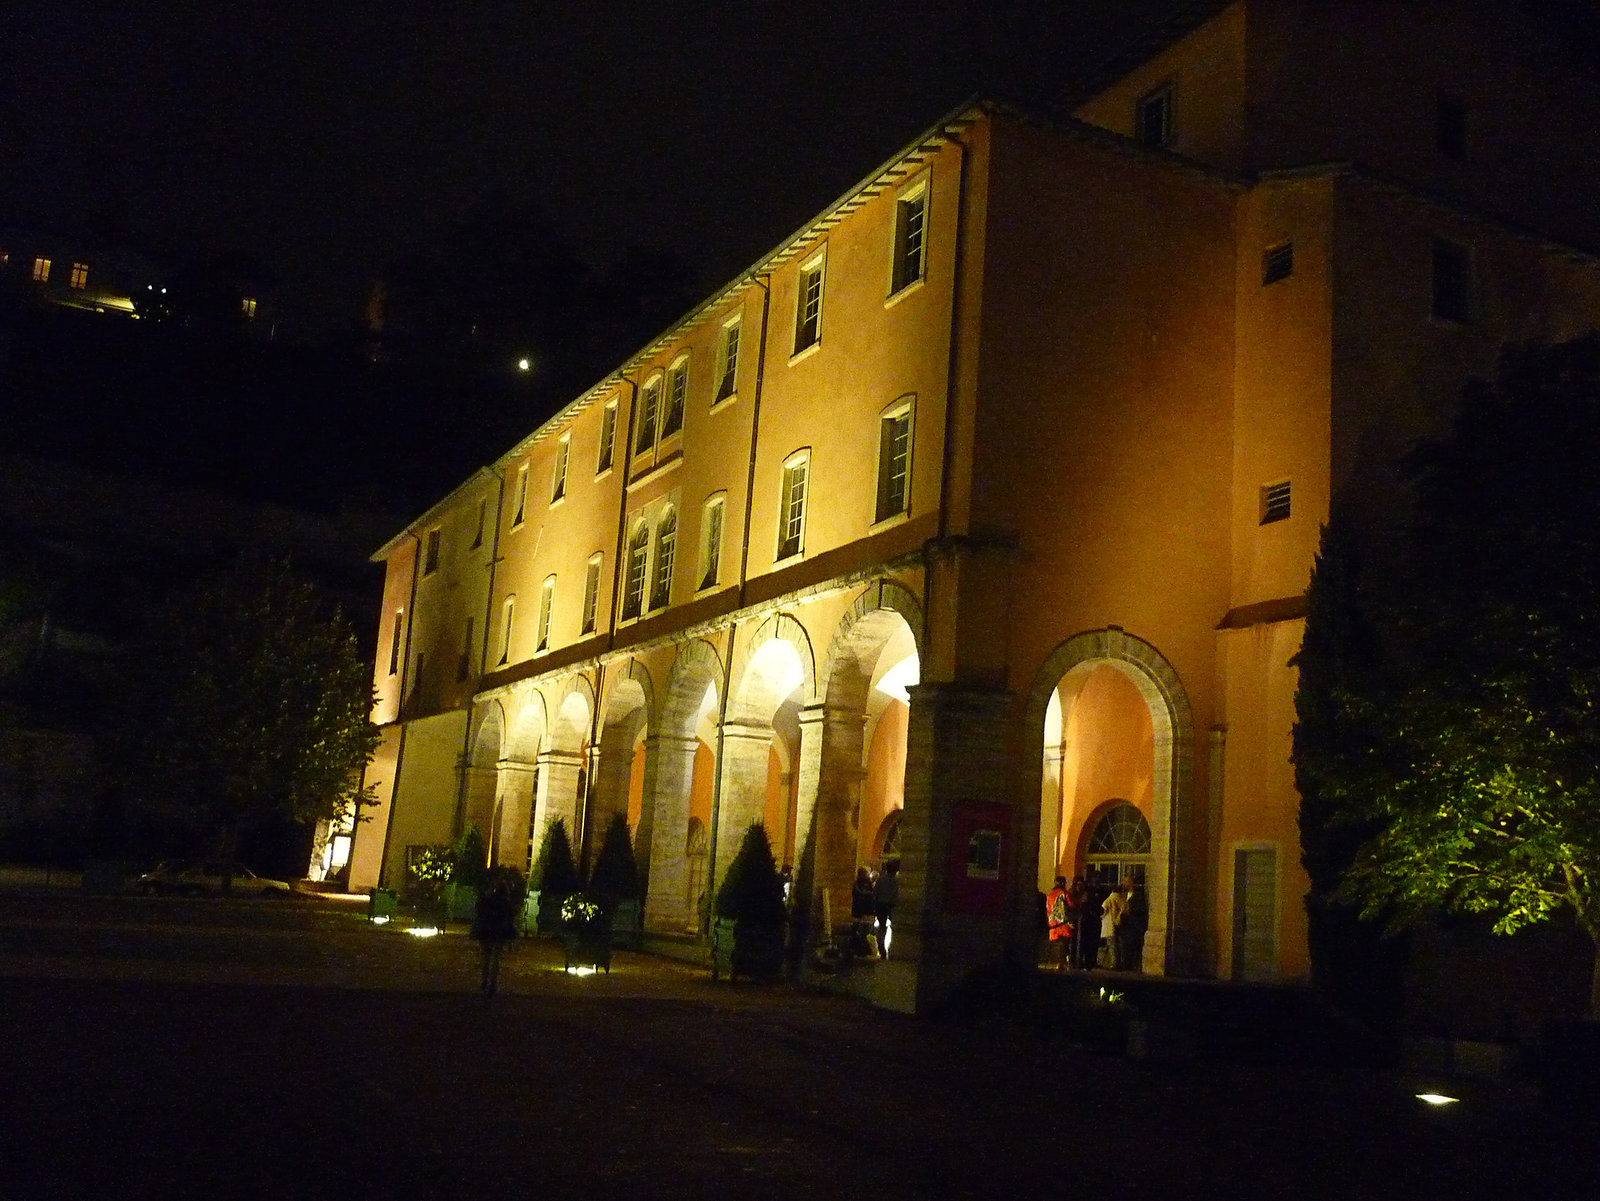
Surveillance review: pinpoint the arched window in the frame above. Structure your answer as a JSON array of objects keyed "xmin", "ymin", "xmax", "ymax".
[
  {"xmin": 1085, "ymin": 801, "xmax": 1150, "ymax": 892},
  {"xmin": 650, "ymin": 509, "xmax": 677, "ymax": 611},
  {"xmin": 622, "ymin": 522, "xmax": 649, "ymax": 620}
]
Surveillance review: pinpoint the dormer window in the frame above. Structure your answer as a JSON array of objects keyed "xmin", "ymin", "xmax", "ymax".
[{"xmin": 1135, "ymin": 84, "xmax": 1174, "ymax": 149}]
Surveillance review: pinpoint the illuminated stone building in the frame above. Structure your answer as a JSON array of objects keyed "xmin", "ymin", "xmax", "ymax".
[{"xmin": 346, "ymin": 0, "xmax": 1600, "ymax": 1010}]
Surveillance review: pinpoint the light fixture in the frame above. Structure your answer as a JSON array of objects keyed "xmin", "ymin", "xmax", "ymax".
[
  {"xmin": 516, "ymin": 358, "xmax": 531, "ymax": 372},
  {"xmin": 371, "ymin": 915, "xmax": 391, "ymax": 926},
  {"xmin": 565, "ymin": 965, "xmax": 597, "ymax": 976},
  {"xmin": 1415, "ymin": 1093, "xmax": 1459, "ymax": 1106},
  {"xmin": 406, "ymin": 926, "xmax": 441, "ymax": 939}
]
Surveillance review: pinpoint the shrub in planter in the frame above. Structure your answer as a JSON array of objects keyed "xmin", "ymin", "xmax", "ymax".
[
  {"xmin": 589, "ymin": 814, "xmax": 643, "ymax": 948},
  {"xmin": 529, "ymin": 818, "xmax": 580, "ymax": 937},
  {"xmin": 712, "ymin": 823, "xmax": 786, "ymax": 981},
  {"xmin": 560, "ymin": 893, "xmax": 612, "ymax": 972}
]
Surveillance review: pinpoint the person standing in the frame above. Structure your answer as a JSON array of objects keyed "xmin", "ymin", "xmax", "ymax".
[
  {"xmin": 1117, "ymin": 877, "xmax": 1148, "ymax": 973},
  {"xmin": 1074, "ymin": 877, "xmax": 1102, "ymax": 971},
  {"xmin": 1045, "ymin": 875, "xmax": 1072, "ymax": 970},
  {"xmin": 850, "ymin": 865, "xmax": 876, "ymax": 955},
  {"xmin": 1101, "ymin": 879, "xmax": 1129, "ymax": 969},
  {"xmin": 872, "ymin": 859, "xmax": 899, "ymax": 958},
  {"xmin": 472, "ymin": 874, "xmax": 519, "ymax": 996}
]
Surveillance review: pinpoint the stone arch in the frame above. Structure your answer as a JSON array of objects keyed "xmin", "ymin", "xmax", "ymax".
[
  {"xmin": 818, "ymin": 578, "xmax": 924, "ymax": 698},
  {"xmin": 461, "ymin": 703, "xmax": 505, "ymax": 861},
  {"xmin": 533, "ymin": 673, "xmax": 597, "ymax": 857},
  {"xmin": 730, "ymin": 612, "xmax": 816, "ymax": 723},
  {"xmin": 1023, "ymin": 627, "xmax": 1198, "ymax": 976},
  {"xmin": 659, "ymin": 639, "xmax": 724, "ymax": 734},
  {"xmin": 506, "ymin": 689, "xmax": 547, "ymax": 762},
  {"xmin": 492, "ymin": 691, "xmax": 547, "ymax": 870},
  {"xmin": 588, "ymin": 661, "xmax": 654, "ymax": 869}
]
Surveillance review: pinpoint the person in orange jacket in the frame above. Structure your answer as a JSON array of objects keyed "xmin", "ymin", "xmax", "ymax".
[{"xmin": 1044, "ymin": 875, "xmax": 1072, "ymax": 970}]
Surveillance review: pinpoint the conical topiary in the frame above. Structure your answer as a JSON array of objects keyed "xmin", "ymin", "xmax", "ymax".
[
  {"xmin": 530, "ymin": 817, "xmax": 580, "ymax": 895},
  {"xmin": 714, "ymin": 822, "xmax": 785, "ymax": 928},
  {"xmin": 589, "ymin": 814, "xmax": 641, "ymax": 905},
  {"xmin": 450, "ymin": 824, "xmax": 487, "ymax": 889}
]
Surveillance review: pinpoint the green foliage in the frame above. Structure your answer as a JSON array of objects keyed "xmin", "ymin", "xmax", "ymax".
[
  {"xmin": 481, "ymin": 864, "xmax": 526, "ymax": 907},
  {"xmin": 529, "ymin": 817, "xmax": 580, "ymax": 895},
  {"xmin": 113, "ymin": 561, "xmax": 379, "ymax": 856},
  {"xmin": 588, "ymin": 814, "xmax": 641, "ymax": 903},
  {"xmin": 714, "ymin": 823, "xmax": 786, "ymax": 927},
  {"xmin": 451, "ymin": 824, "xmax": 487, "ymax": 888},
  {"xmin": 1299, "ymin": 337, "xmax": 1600, "ymax": 1010}
]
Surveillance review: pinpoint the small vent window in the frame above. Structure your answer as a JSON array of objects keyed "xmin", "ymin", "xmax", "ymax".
[
  {"xmin": 1262, "ymin": 242, "xmax": 1294, "ymax": 285},
  {"xmin": 1260, "ymin": 481, "xmax": 1292, "ymax": 525}
]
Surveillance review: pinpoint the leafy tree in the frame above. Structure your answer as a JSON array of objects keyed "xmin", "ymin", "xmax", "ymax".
[
  {"xmin": 714, "ymin": 823, "xmax": 786, "ymax": 928},
  {"xmin": 588, "ymin": 813, "xmax": 641, "ymax": 906},
  {"xmin": 114, "ymin": 562, "xmax": 378, "ymax": 881},
  {"xmin": 1312, "ymin": 336, "xmax": 1600, "ymax": 1014}
]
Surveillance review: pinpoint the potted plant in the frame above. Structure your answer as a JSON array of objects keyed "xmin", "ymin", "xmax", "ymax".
[
  {"xmin": 528, "ymin": 817, "xmax": 580, "ymax": 937},
  {"xmin": 589, "ymin": 814, "xmax": 643, "ymax": 949},
  {"xmin": 711, "ymin": 823, "xmax": 786, "ymax": 981},
  {"xmin": 560, "ymin": 893, "xmax": 611, "ymax": 972},
  {"xmin": 445, "ymin": 824, "xmax": 487, "ymax": 922},
  {"xmin": 405, "ymin": 844, "xmax": 453, "ymax": 927}
]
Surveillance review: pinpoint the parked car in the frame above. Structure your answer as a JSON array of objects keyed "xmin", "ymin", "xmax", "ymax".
[{"xmin": 135, "ymin": 861, "xmax": 296, "ymax": 898}]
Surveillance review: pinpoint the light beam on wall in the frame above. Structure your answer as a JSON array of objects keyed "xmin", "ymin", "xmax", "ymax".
[{"xmin": 874, "ymin": 654, "xmax": 920, "ymax": 704}]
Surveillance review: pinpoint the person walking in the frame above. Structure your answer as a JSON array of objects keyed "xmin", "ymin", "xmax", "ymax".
[
  {"xmin": 1045, "ymin": 875, "xmax": 1072, "ymax": 970},
  {"xmin": 872, "ymin": 859, "xmax": 899, "ymax": 958},
  {"xmin": 472, "ymin": 872, "xmax": 520, "ymax": 996}
]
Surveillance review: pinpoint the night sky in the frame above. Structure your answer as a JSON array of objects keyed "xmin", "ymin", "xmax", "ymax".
[{"xmin": 2, "ymin": 0, "xmax": 1188, "ymax": 335}]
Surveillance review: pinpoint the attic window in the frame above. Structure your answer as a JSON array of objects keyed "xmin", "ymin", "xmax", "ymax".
[
  {"xmin": 1262, "ymin": 242, "xmax": 1294, "ymax": 285},
  {"xmin": 1135, "ymin": 84, "xmax": 1174, "ymax": 149},
  {"xmin": 1260, "ymin": 481, "xmax": 1292, "ymax": 525}
]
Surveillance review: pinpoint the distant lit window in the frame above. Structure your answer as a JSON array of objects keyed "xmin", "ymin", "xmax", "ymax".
[
  {"xmin": 699, "ymin": 494, "xmax": 725, "ymax": 591},
  {"xmin": 582, "ymin": 554, "xmax": 602, "ymax": 634},
  {"xmin": 777, "ymin": 451, "xmax": 809, "ymax": 560},
  {"xmin": 636, "ymin": 375, "xmax": 663, "ymax": 454},
  {"xmin": 650, "ymin": 509, "xmax": 677, "ymax": 612},
  {"xmin": 622, "ymin": 522, "xmax": 650, "ymax": 620},
  {"xmin": 499, "ymin": 595, "xmax": 515, "ymax": 665},
  {"xmin": 1260, "ymin": 481, "xmax": 1292, "ymax": 525},
  {"xmin": 512, "ymin": 464, "xmax": 529, "ymax": 526},
  {"xmin": 31, "ymin": 257, "xmax": 50, "ymax": 283},
  {"xmin": 1262, "ymin": 242, "xmax": 1294, "ymax": 285},
  {"xmin": 388, "ymin": 610, "xmax": 404, "ymax": 676},
  {"xmin": 457, "ymin": 617, "xmax": 474, "ymax": 681},
  {"xmin": 662, "ymin": 356, "xmax": 688, "ymax": 438},
  {"xmin": 890, "ymin": 181, "xmax": 928, "ymax": 295},
  {"xmin": 1437, "ymin": 94, "xmax": 1467, "ymax": 162},
  {"xmin": 1432, "ymin": 237, "xmax": 1471, "ymax": 323},
  {"xmin": 1135, "ymin": 84, "xmax": 1174, "ymax": 149},
  {"xmin": 241, "ymin": 296, "xmax": 257, "ymax": 319},
  {"xmin": 552, "ymin": 433, "xmax": 570, "ymax": 503},
  {"xmin": 597, "ymin": 401, "xmax": 618, "ymax": 473},
  {"xmin": 69, "ymin": 262, "xmax": 89, "ymax": 289},
  {"xmin": 794, "ymin": 253, "xmax": 825, "ymax": 354},
  {"xmin": 423, "ymin": 528, "xmax": 441, "ymax": 575},
  {"xmin": 715, "ymin": 318, "xmax": 740, "ymax": 403},
  {"xmin": 537, "ymin": 576, "xmax": 555, "ymax": 652},
  {"xmin": 875, "ymin": 403, "xmax": 914, "ymax": 523}
]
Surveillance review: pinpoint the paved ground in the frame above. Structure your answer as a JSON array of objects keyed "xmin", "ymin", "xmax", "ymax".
[{"xmin": 1, "ymin": 892, "xmax": 1598, "ymax": 1200}]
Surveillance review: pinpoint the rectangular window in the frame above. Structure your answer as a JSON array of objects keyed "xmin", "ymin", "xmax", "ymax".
[
  {"xmin": 457, "ymin": 617, "xmax": 474, "ymax": 681},
  {"xmin": 537, "ymin": 577, "xmax": 554, "ymax": 652},
  {"xmin": 715, "ymin": 319, "xmax": 740, "ymax": 402},
  {"xmin": 1135, "ymin": 84, "xmax": 1174, "ymax": 149},
  {"xmin": 662, "ymin": 358, "xmax": 688, "ymax": 437},
  {"xmin": 1432, "ymin": 238, "xmax": 1471, "ymax": 323},
  {"xmin": 470, "ymin": 499, "xmax": 486, "ymax": 549},
  {"xmin": 890, "ymin": 184, "xmax": 928, "ymax": 294},
  {"xmin": 777, "ymin": 454, "xmax": 809, "ymax": 560},
  {"xmin": 499, "ymin": 596, "xmax": 515, "ymax": 665},
  {"xmin": 636, "ymin": 377, "xmax": 662, "ymax": 453},
  {"xmin": 650, "ymin": 511, "xmax": 677, "ymax": 612},
  {"xmin": 597, "ymin": 401, "xmax": 617, "ymax": 473},
  {"xmin": 1260, "ymin": 481, "xmax": 1291, "ymax": 525},
  {"xmin": 31, "ymin": 257, "xmax": 50, "ymax": 283},
  {"xmin": 388, "ymin": 610, "xmax": 404, "ymax": 676},
  {"xmin": 69, "ymin": 262, "xmax": 89, "ymax": 289},
  {"xmin": 1261, "ymin": 242, "xmax": 1294, "ymax": 285},
  {"xmin": 241, "ymin": 296, "xmax": 257, "ymax": 319},
  {"xmin": 794, "ymin": 255, "xmax": 824, "ymax": 354},
  {"xmin": 512, "ymin": 465, "xmax": 529, "ymax": 526},
  {"xmin": 582, "ymin": 554, "xmax": 602, "ymax": 634},
  {"xmin": 875, "ymin": 408, "xmax": 913, "ymax": 522},
  {"xmin": 699, "ymin": 496, "xmax": 725, "ymax": 591},
  {"xmin": 1437, "ymin": 94, "xmax": 1467, "ymax": 161},
  {"xmin": 551, "ymin": 434, "xmax": 570, "ymax": 503},
  {"xmin": 622, "ymin": 524, "xmax": 649, "ymax": 620},
  {"xmin": 423, "ymin": 528, "xmax": 441, "ymax": 575}
]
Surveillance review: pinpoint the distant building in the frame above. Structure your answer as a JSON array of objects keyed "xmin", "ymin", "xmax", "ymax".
[
  {"xmin": 0, "ymin": 226, "xmax": 161, "ymax": 319},
  {"xmin": 347, "ymin": 0, "xmax": 1600, "ymax": 1011}
]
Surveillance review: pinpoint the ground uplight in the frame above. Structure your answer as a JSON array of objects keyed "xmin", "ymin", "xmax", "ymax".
[
  {"xmin": 1415, "ymin": 1093, "xmax": 1459, "ymax": 1106},
  {"xmin": 406, "ymin": 926, "xmax": 441, "ymax": 939}
]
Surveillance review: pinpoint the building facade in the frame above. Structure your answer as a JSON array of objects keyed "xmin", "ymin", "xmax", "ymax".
[{"xmin": 344, "ymin": 0, "xmax": 1600, "ymax": 1011}]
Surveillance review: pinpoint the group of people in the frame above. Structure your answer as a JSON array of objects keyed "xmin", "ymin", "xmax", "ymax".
[
  {"xmin": 849, "ymin": 860, "xmax": 899, "ymax": 958},
  {"xmin": 1044, "ymin": 873, "xmax": 1147, "ymax": 972}
]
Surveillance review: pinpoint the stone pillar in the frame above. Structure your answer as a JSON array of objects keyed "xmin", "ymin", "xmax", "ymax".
[
  {"xmin": 533, "ymin": 749, "xmax": 584, "ymax": 843},
  {"xmin": 1038, "ymin": 743, "xmax": 1065, "ymax": 890},
  {"xmin": 641, "ymin": 733, "xmax": 700, "ymax": 932},
  {"xmin": 587, "ymin": 734, "xmax": 636, "ymax": 867},
  {"xmin": 874, "ymin": 681, "xmax": 1015, "ymax": 1015},
  {"xmin": 460, "ymin": 766, "xmax": 498, "ymax": 847},
  {"xmin": 712, "ymin": 722, "xmax": 774, "ymax": 901},
  {"xmin": 494, "ymin": 760, "xmax": 538, "ymax": 870},
  {"xmin": 814, "ymin": 705, "xmax": 867, "ymax": 942}
]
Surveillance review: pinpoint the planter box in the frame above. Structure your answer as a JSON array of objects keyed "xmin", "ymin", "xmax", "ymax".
[
  {"xmin": 610, "ymin": 899, "xmax": 642, "ymax": 949},
  {"xmin": 564, "ymin": 919, "xmax": 613, "ymax": 972},
  {"xmin": 445, "ymin": 882, "xmax": 478, "ymax": 923},
  {"xmin": 711, "ymin": 917, "xmax": 783, "ymax": 982}
]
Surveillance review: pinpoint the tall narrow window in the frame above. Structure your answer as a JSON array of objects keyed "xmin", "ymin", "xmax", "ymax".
[
  {"xmin": 423, "ymin": 528, "xmax": 441, "ymax": 575},
  {"xmin": 777, "ymin": 452, "xmax": 809, "ymax": 560},
  {"xmin": 388, "ymin": 610, "xmax": 404, "ymax": 676},
  {"xmin": 715, "ymin": 318, "xmax": 741, "ymax": 402},
  {"xmin": 582, "ymin": 554, "xmax": 602, "ymax": 634},
  {"xmin": 597, "ymin": 401, "xmax": 617, "ymax": 473},
  {"xmin": 457, "ymin": 617, "xmax": 475, "ymax": 681},
  {"xmin": 470, "ymin": 498, "xmax": 486, "ymax": 549},
  {"xmin": 499, "ymin": 595, "xmax": 516, "ymax": 665},
  {"xmin": 241, "ymin": 296, "xmax": 257, "ymax": 319},
  {"xmin": 69, "ymin": 262, "xmax": 89, "ymax": 289},
  {"xmin": 636, "ymin": 376, "xmax": 662, "ymax": 453},
  {"xmin": 650, "ymin": 510, "xmax": 677, "ymax": 611},
  {"xmin": 662, "ymin": 357, "xmax": 688, "ymax": 438},
  {"xmin": 875, "ymin": 405, "xmax": 914, "ymax": 522},
  {"xmin": 622, "ymin": 522, "xmax": 650, "ymax": 619},
  {"xmin": 551, "ymin": 434, "xmax": 570, "ymax": 503},
  {"xmin": 537, "ymin": 576, "xmax": 555, "ymax": 652},
  {"xmin": 512, "ymin": 465, "xmax": 529, "ymax": 526},
  {"xmin": 1432, "ymin": 238, "xmax": 1471, "ymax": 323},
  {"xmin": 794, "ymin": 254, "xmax": 825, "ymax": 354},
  {"xmin": 890, "ymin": 183, "xmax": 928, "ymax": 294},
  {"xmin": 31, "ymin": 257, "xmax": 50, "ymax": 283},
  {"xmin": 1136, "ymin": 84, "xmax": 1174, "ymax": 149},
  {"xmin": 699, "ymin": 495, "xmax": 725, "ymax": 591}
]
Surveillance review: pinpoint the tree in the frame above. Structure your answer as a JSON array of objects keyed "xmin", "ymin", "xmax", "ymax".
[
  {"xmin": 115, "ymin": 562, "xmax": 379, "ymax": 879},
  {"xmin": 1308, "ymin": 336, "xmax": 1600, "ymax": 1014},
  {"xmin": 588, "ymin": 813, "xmax": 641, "ymax": 907},
  {"xmin": 714, "ymin": 823, "xmax": 786, "ymax": 928}
]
